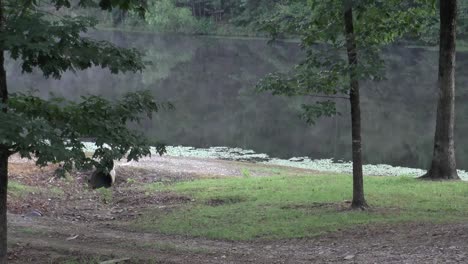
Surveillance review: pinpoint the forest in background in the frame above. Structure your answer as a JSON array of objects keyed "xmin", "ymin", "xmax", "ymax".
[{"xmin": 63, "ymin": 0, "xmax": 468, "ymax": 42}]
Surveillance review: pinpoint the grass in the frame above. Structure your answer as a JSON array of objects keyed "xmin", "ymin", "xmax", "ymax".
[
  {"xmin": 96, "ymin": 188, "xmax": 113, "ymax": 204},
  {"xmin": 134, "ymin": 174, "xmax": 468, "ymax": 241},
  {"xmin": 9, "ymin": 180, "xmax": 64, "ymax": 198},
  {"xmin": 8, "ymin": 181, "xmax": 37, "ymax": 197},
  {"xmin": 12, "ymin": 226, "xmax": 45, "ymax": 236}
]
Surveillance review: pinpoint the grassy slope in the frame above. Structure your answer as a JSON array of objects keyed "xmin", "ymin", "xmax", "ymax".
[{"xmin": 135, "ymin": 174, "xmax": 468, "ymax": 241}]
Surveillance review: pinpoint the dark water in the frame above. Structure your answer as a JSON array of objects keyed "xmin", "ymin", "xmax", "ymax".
[{"xmin": 7, "ymin": 31, "xmax": 468, "ymax": 169}]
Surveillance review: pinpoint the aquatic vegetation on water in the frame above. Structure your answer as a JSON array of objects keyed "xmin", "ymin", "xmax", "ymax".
[{"xmin": 82, "ymin": 142, "xmax": 468, "ymax": 180}]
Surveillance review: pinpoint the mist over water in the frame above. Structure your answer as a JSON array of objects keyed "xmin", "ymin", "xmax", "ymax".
[{"xmin": 7, "ymin": 30, "xmax": 468, "ymax": 170}]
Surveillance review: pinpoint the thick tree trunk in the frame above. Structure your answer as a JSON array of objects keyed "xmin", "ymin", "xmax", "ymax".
[
  {"xmin": 0, "ymin": 150, "xmax": 7, "ymax": 264},
  {"xmin": 0, "ymin": 49, "xmax": 7, "ymax": 264},
  {"xmin": 0, "ymin": 0, "xmax": 9, "ymax": 262},
  {"xmin": 0, "ymin": 47, "xmax": 7, "ymax": 264},
  {"xmin": 422, "ymin": 0, "xmax": 459, "ymax": 180},
  {"xmin": 344, "ymin": 3, "xmax": 367, "ymax": 209}
]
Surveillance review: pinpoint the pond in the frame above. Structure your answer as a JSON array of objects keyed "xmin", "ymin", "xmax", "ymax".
[{"xmin": 7, "ymin": 30, "xmax": 468, "ymax": 170}]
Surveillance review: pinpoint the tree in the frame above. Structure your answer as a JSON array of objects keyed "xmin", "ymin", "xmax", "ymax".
[
  {"xmin": 0, "ymin": 1, "xmax": 162, "ymax": 262},
  {"xmin": 343, "ymin": 1, "xmax": 366, "ymax": 208},
  {"xmin": 422, "ymin": 0, "xmax": 459, "ymax": 180},
  {"xmin": 258, "ymin": 0, "xmax": 433, "ymax": 209}
]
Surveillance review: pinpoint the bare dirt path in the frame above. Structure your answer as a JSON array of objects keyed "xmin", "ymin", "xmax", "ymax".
[
  {"xmin": 7, "ymin": 155, "xmax": 468, "ymax": 263},
  {"xmin": 10, "ymin": 214, "xmax": 468, "ymax": 263}
]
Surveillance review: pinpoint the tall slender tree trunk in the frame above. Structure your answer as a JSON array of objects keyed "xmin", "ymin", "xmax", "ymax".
[
  {"xmin": 422, "ymin": 0, "xmax": 459, "ymax": 180},
  {"xmin": 0, "ymin": 0, "xmax": 9, "ymax": 262},
  {"xmin": 343, "ymin": 2, "xmax": 367, "ymax": 209}
]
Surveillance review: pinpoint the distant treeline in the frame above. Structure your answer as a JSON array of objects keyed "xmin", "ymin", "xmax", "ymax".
[{"xmin": 68, "ymin": 0, "xmax": 468, "ymax": 41}]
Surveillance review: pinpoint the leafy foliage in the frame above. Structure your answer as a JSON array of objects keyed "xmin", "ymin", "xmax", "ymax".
[
  {"xmin": 144, "ymin": 0, "xmax": 213, "ymax": 34},
  {"xmin": 0, "ymin": 0, "xmax": 169, "ymax": 173},
  {"xmin": 85, "ymin": 0, "xmax": 280, "ymax": 35},
  {"xmin": 49, "ymin": 0, "xmax": 147, "ymax": 16},
  {"xmin": 0, "ymin": 91, "xmax": 171, "ymax": 174},
  {"xmin": 225, "ymin": 0, "xmax": 281, "ymax": 26},
  {"xmin": 2, "ymin": 1, "xmax": 146, "ymax": 78},
  {"xmin": 257, "ymin": 0, "xmax": 435, "ymax": 124},
  {"xmin": 414, "ymin": 0, "xmax": 468, "ymax": 44}
]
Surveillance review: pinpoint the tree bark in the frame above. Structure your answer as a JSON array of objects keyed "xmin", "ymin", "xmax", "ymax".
[
  {"xmin": 0, "ymin": 0, "xmax": 9, "ymax": 262},
  {"xmin": 343, "ymin": 2, "xmax": 367, "ymax": 209},
  {"xmin": 422, "ymin": 0, "xmax": 459, "ymax": 180},
  {"xmin": 0, "ymin": 150, "xmax": 7, "ymax": 264}
]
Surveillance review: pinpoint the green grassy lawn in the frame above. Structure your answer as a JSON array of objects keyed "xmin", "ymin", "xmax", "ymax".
[
  {"xmin": 134, "ymin": 174, "xmax": 468, "ymax": 241},
  {"xmin": 8, "ymin": 181, "xmax": 37, "ymax": 198},
  {"xmin": 9, "ymin": 180, "xmax": 64, "ymax": 198}
]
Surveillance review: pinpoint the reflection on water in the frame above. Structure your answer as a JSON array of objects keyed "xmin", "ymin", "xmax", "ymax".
[{"xmin": 7, "ymin": 31, "xmax": 468, "ymax": 169}]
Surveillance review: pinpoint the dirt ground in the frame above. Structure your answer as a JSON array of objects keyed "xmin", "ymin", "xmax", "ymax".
[{"xmin": 7, "ymin": 155, "xmax": 468, "ymax": 263}]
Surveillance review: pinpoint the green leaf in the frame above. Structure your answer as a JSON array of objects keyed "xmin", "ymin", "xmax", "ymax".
[{"xmin": 1, "ymin": 92, "xmax": 172, "ymax": 175}]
